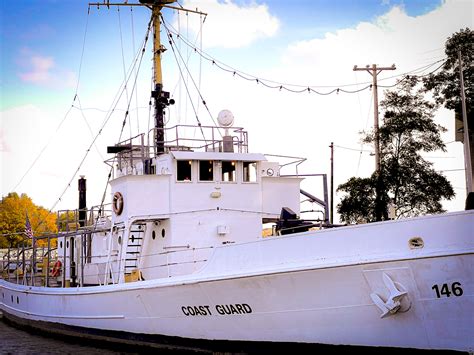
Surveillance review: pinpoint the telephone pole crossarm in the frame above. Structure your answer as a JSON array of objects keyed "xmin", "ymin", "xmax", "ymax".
[{"xmin": 353, "ymin": 64, "xmax": 396, "ymax": 172}]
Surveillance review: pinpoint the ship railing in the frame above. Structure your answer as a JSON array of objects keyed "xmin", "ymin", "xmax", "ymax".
[
  {"xmin": 261, "ymin": 154, "xmax": 331, "ymax": 224},
  {"xmin": 1, "ymin": 246, "xmax": 58, "ymax": 286},
  {"xmin": 35, "ymin": 245, "xmax": 213, "ymax": 286},
  {"xmin": 264, "ymin": 153, "xmax": 307, "ymax": 175},
  {"xmin": 149, "ymin": 124, "xmax": 249, "ymax": 154},
  {"xmin": 104, "ymin": 133, "xmax": 150, "ymax": 175},
  {"xmin": 104, "ymin": 126, "xmax": 249, "ymax": 177},
  {"xmin": 56, "ymin": 205, "xmax": 112, "ymax": 232},
  {"xmin": 1, "ymin": 239, "xmax": 214, "ymax": 287},
  {"xmin": 140, "ymin": 245, "xmax": 214, "ymax": 279},
  {"xmin": 0, "ymin": 205, "xmax": 112, "ymax": 287},
  {"xmin": 100, "ymin": 245, "xmax": 213, "ymax": 285}
]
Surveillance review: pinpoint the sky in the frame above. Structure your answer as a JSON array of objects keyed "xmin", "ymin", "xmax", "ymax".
[{"xmin": 0, "ymin": 0, "xmax": 473, "ymax": 222}]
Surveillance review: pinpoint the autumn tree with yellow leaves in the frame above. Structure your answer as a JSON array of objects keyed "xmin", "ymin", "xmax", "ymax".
[{"xmin": 0, "ymin": 193, "xmax": 57, "ymax": 248}]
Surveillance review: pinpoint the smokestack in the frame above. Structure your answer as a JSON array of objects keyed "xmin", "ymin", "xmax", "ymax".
[{"xmin": 78, "ymin": 176, "xmax": 87, "ymax": 227}]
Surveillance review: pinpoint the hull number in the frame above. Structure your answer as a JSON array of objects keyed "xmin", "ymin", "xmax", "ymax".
[{"xmin": 432, "ymin": 282, "xmax": 463, "ymax": 298}]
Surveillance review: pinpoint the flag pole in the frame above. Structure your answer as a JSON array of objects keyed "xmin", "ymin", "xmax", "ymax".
[{"xmin": 25, "ymin": 212, "xmax": 35, "ymax": 286}]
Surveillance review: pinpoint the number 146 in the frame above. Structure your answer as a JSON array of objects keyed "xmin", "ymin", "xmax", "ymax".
[{"xmin": 432, "ymin": 282, "xmax": 463, "ymax": 298}]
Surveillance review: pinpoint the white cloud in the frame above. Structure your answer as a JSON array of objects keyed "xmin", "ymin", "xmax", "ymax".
[
  {"xmin": 19, "ymin": 54, "xmax": 55, "ymax": 84},
  {"xmin": 282, "ymin": 0, "xmax": 472, "ymax": 85},
  {"xmin": 17, "ymin": 48, "xmax": 76, "ymax": 89},
  {"xmin": 175, "ymin": 0, "xmax": 280, "ymax": 48}
]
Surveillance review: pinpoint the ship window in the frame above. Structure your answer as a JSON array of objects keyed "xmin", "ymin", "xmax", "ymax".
[
  {"xmin": 199, "ymin": 160, "xmax": 214, "ymax": 181},
  {"xmin": 177, "ymin": 160, "xmax": 192, "ymax": 181},
  {"xmin": 243, "ymin": 162, "xmax": 257, "ymax": 182},
  {"xmin": 222, "ymin": 161, "xmax": 236, "ymax": 182},
  {"xmin": 152, "ymin": 231, "xmax": 156, "ymax": 240}
]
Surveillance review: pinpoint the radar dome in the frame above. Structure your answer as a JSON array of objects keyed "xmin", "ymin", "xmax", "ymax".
[{"xmin": 217, "ymin": 109, "xmax": 234, "ymax": 127}]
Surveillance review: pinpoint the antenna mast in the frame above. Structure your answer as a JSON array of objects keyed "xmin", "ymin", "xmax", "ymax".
[{"xmin": 89, "ymin": 1, "xmax": 206, "ymax": 155}]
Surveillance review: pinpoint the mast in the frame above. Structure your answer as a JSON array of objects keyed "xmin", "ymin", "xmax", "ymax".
[
  {"xmin": 90, "ymin": 1, "xmax": 205, "ymax": 155},
  {"xmin": 148, "ymin": 1, "xmax": 175, "ymax": 155}
]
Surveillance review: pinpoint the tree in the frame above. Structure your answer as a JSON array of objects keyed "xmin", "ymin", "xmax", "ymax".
[
  {"xmin": 0, "ymin": 193, "xmax": 57, "ymax": 248},
  {"xmin": 423, "ymin": 28, "xmax": 473, "ymax": 189},
  {"xmin": 337, "ymin": 177, "xmax": 377, "ymax": 224},
  {"xmin": 423, "ymin": 28, "xmax": 472, "ymax": 116},
  {"xmin": 337, "ymin": 77, "xmax": 455, "ymax": 223}
]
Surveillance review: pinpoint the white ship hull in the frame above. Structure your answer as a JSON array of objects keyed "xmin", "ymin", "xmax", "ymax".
[{"xmin": 1, "ymin": 211, "xmax": 473, "ymax": 352}]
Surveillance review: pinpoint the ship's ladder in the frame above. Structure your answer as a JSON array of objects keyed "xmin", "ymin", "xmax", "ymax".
[{"xmin": 123, "ymin": 223, "xmax": 146, "ymax": 281}]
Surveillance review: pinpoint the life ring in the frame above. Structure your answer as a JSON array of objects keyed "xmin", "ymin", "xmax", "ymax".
[
  {"xmin": 112, "ymin": 192, "xmax": 124, "ymax": 215},
  {"xmin": 51, "ymin": 260, "xmax": 62, "ymax": 277}
]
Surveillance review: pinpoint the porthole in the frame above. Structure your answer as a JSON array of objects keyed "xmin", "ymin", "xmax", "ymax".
[
  {"xmin": 16, "ymin": 296, "xmax": 19, "ymax": 304},
  {"xmin": 131, "ymin": 235, "xmax": 135, "ymax": 243},
  {"xmin": 11, "ymin": 295, "xmax": 13, "ymax": 303},
  {"xmin": 118, "ymin": 235, "xmax": 122, "ymax": 245},
  {"xmin": 60, "ymin": 241, "xmax": 63, "ymax": 248},
  {"xmin": 66, "ymin": 241, "xmax": 69, "ymax": 248},
  {"xmin": 161, "ymin": 229, "xmax": 165, "ymax": 238},
  {"xmin": 152, "ymin": 231, "xmax": 156, "ymax": 240},
  {"xmin": 409, "ymin": 237, "xmax": 424, "ymax": 249}
]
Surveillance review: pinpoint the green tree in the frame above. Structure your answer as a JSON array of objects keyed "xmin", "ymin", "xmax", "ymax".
[
  {"xmin": 337, "ymin": 77, "xmax": 454, "ymax": 223},
  {"xmin": 337, "ymin": 176, "xmax": 377, "ymax": 224},
  {"xmin": 423, "ymin": 28, "xmax": 472, "ymax": 116},
  {"xmin": 423, "ymin": 28, "xmax": 473, "ymax": 190},
  {"xmin": 0, "ymin": 193, "xmax": 57, "ymax": 248}
]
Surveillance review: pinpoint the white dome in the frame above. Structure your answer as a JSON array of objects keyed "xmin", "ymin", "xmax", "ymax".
[{"xmin": 217, "ymin": 109, "xmax": 234, "ymax": 127}]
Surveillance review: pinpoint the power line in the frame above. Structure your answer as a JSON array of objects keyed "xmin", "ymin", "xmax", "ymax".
[
  {"xmin": 162, "ymin": 20, "xmax": 447, "ymax": 95},
  {"xmin": 334, "ymin": 144, "xmax": 373, "ymax": 153}
]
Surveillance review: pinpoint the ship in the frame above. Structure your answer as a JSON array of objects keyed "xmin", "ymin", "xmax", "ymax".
[{"xmin": 1, "ymin": 1, "xmax": 473, "ymax": 353}]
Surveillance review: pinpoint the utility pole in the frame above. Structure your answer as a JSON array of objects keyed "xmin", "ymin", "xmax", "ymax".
[
  {"xmin": 353, "ymin": 64, "xmax": 396, "ymax": 171},
  {"xmin": 458, "ymin": 50, "xmax": 473, "ymax": 194},
  {"xmin": 353, "ymin": 64, "xmax": 396, "ymax": 221},
  {"xmin": 330, "ymin": 142, "xmax": 334, "ymax": 224}
]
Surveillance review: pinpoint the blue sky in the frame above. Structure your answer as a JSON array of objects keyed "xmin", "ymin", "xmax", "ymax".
[
  {"xmin": 1, "ymin": 0, "xmax": 472, "ymax": 218},
  {"xmin": 0, "ymin": 0, "xmax": 445, "ymax": 110}
]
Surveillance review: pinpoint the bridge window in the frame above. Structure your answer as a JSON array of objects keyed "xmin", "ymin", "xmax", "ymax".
[
  {"xmin": 177, "ymin": 160, "xmax": 192, "ymax": 181},
  {"xmin": 199, "ymin": 160, "xmax": 214, "ymax": 181},
  {"xmin": 222, "ymin": 161, "xmax": 236, "ymax": 182},
  {"xmin": 243, "ymin": 162, "xmax": 257, "ymax": 182}
]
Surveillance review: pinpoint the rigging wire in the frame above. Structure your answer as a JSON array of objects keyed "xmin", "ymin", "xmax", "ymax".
[
  {"xmin": 162, "ymin": 16, "xmax": 207, "ymax": 141},
  {"xmin": 95, "ymin": 17, "xmax": 154, "ymax": 226},
  {"xmin": 177, "ymin": 9, "xmax": 182, "ymax": 124},
  {"xmin": 162, "ymin": 17, "xmax": 219, "ymax": 130},
  {"xmin": 185, "ymin": 12, "xmax": 189, "ymax": 126},
  {"xmin": 130, "ymin": 6, "xmax": 140, "ymax": 135},
  {"xmin": 162, "ymin": 20, "xmax": 447, "ymax": 93},
  {"xmin": 169, "ymin": 9, "xmax": 205, "ymax": 124},
  {"xmin": 11, "ymin": 7, "xmax": 92, "ymax": 194},
  {"xmin": 117, "ymin": 6, "xmax": 132, "ymax": 138},
  {"xmin": 75, "ymin": 96, "xmax": 106, "ymax": 162},
  {"xmin": 196, "ymin": 13, "xmax": 204, "ymax": 116},
  {"xmin": 31, "ymin": 15, "xmax": 154, "ymax": 235}
]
